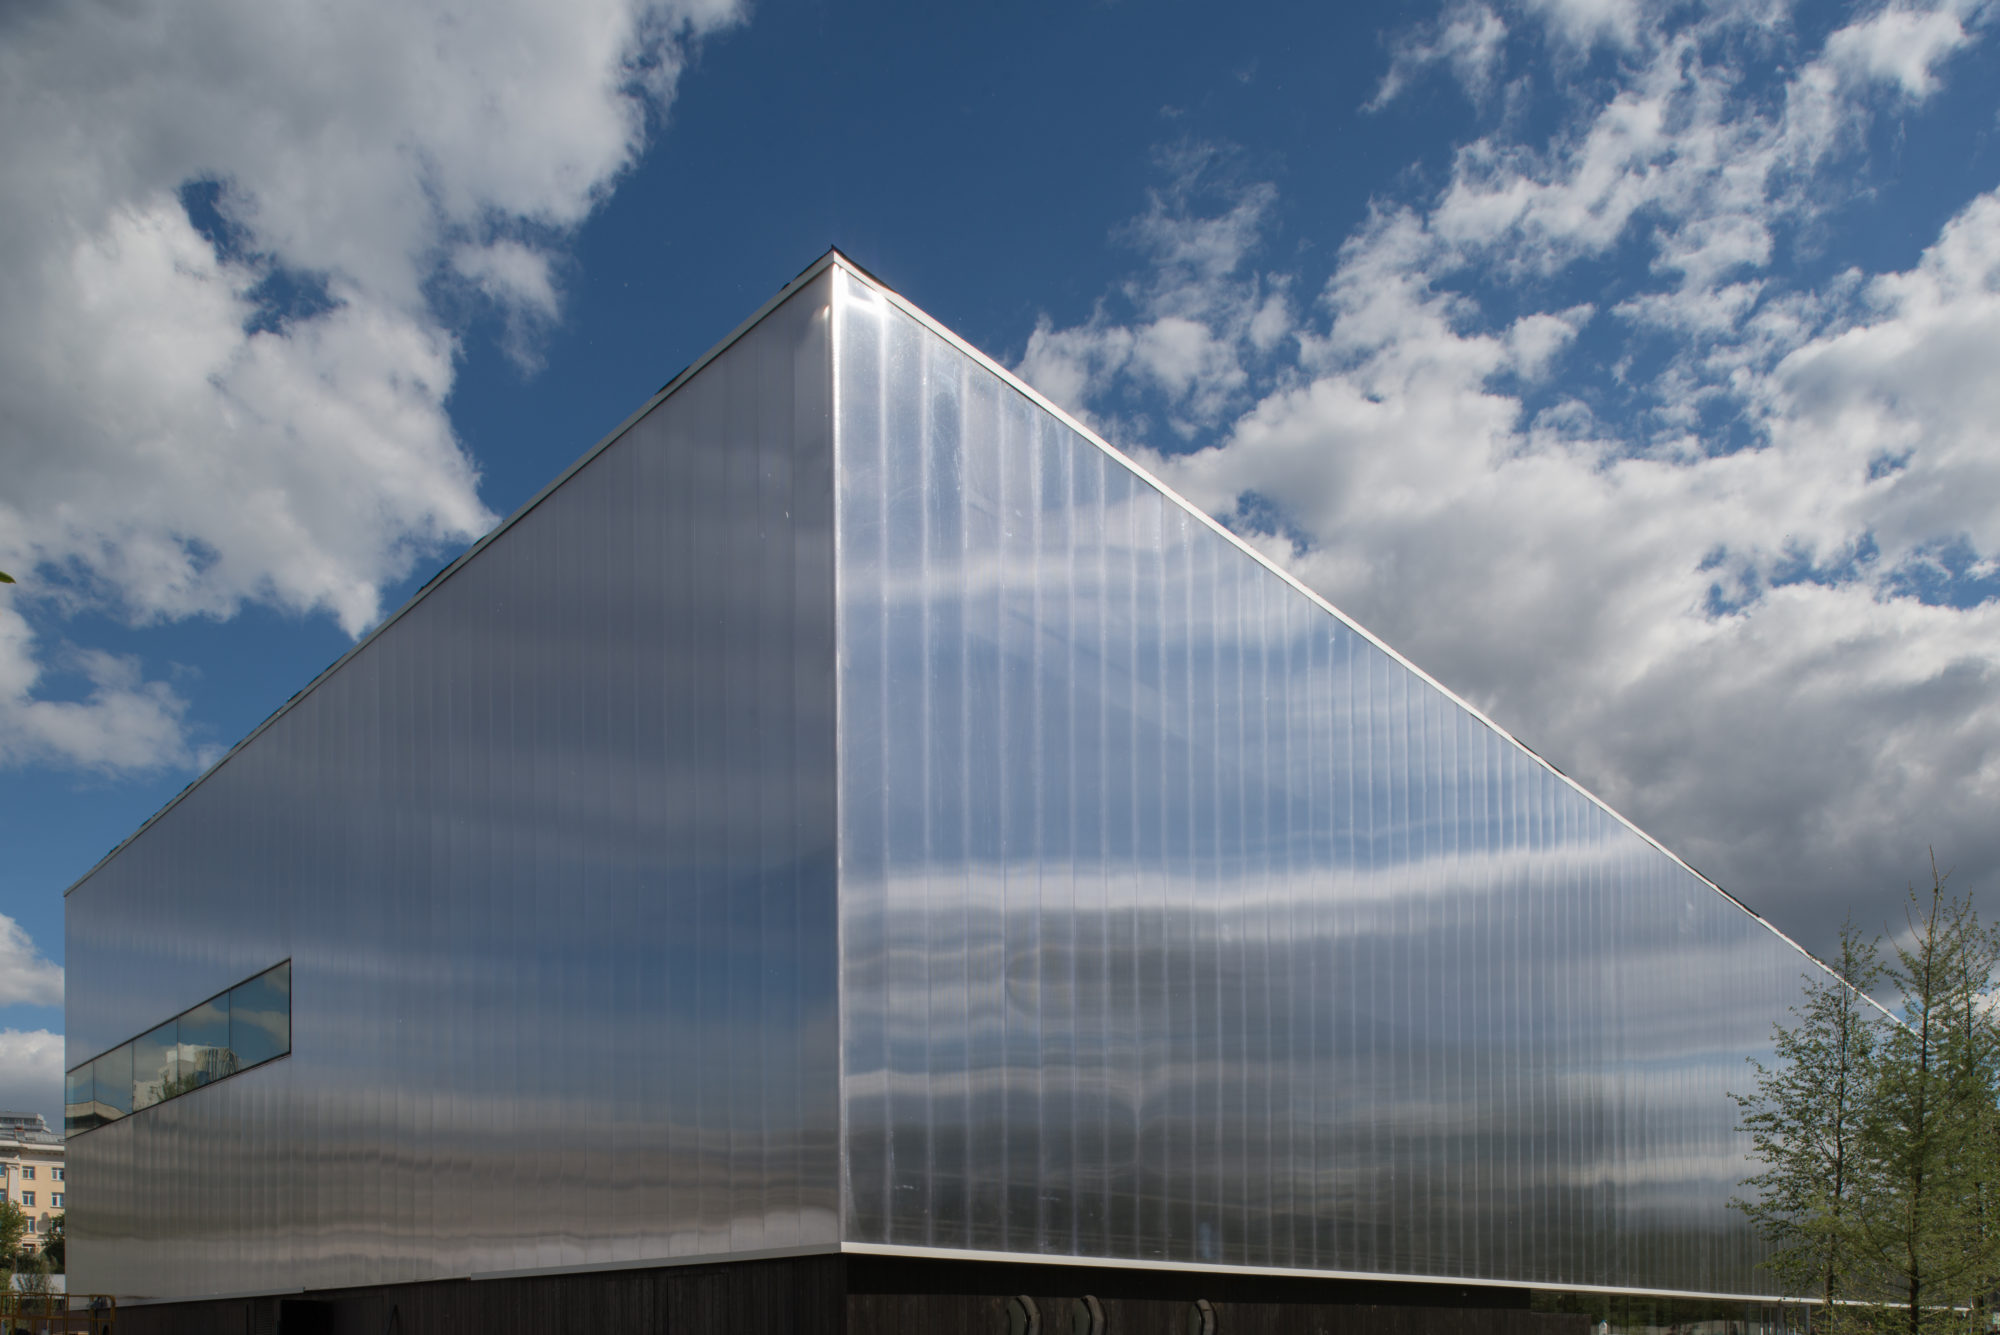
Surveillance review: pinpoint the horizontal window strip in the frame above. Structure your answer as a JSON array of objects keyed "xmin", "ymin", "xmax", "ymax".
[{"xmin": 65, "ymin": 959, "xmax": 291, "ymax": 1136}]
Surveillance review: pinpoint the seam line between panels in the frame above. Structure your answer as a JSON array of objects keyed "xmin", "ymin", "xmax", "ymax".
[{"xmin": 116, "ymin": 1288, "xmax": 308, "ymax": 1309}]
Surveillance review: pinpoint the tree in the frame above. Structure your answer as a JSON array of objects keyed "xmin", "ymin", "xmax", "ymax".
[
  {"xmin": 1849, "ymin": 861, "xmax": 2000, "ymax": 1335},
  {"xmin": 38, "ymin": 1213, "xmax": 63, "ymax": 1274},
  {"xmin": 12, "ymin": 1248, "xmax": 51, "ymax": 1295},
  {"xmin": 0, "ymin": 1200, "xmax": 22, "ymax": 1265},
  {"xmin": 1735, "ymin": 919, "xmax": 1884, "ymax": 1326}
]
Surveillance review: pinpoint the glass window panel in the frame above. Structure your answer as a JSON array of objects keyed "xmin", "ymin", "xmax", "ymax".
[
  {"xmin": 230, "ymin": 961, "xmax": 292, "ymax": 1069},
  {"xmin": 64, "ymin": 1062, "xmax": 94, "ymax": 1136},
  {"xmin": 133, "ymin": 1019, "xmax": 179, "ymax": 1110},
  {"xmin": 178, "ymin": 992, "xmax": 234, "ymax": 1088},
  {"xmin": 95, "ymin": 1041, "xmax": 133, "ymax": 1120}
]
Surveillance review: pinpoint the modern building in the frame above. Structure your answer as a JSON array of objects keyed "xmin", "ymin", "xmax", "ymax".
[
  {"xmin": 64, "ymin": 252, "xmax": 1834, "ymax": 1334},
  {"xmin": 1, "ymin": 1111, "xmax": 65, "ymax": 1255}
]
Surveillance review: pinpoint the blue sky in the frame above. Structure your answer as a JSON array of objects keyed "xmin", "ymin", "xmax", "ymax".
[{"xmin": 4, "ymin": 0, "xmax": 1999, "ymax": 1125}]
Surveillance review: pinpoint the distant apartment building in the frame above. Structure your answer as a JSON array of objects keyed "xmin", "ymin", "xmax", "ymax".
[{"xmin": 0, "ymin": 1111, "xmax": 64, "ymax": 1255}]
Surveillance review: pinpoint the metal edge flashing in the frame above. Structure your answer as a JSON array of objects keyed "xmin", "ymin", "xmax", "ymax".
[
  {"xmin": 117, "ymin": 1286, "xmax": 306, "ymax": 1308},
  {"xmin": 836, "ymin": 1242, "xmax": 1795, "ymax": 1307},
  {"xmin": 116, "ymin": 1243, "xmax": 844, "ymax": 1305},
  {"xmin": 468, "ymin": 1241, "xmax": 843, "ymax": 1282},
  {"xmin": 62, "ymin": 252, "xmax": 847, "ymax": 901},
  {"xmin": 820, "ymin": 255, "xmax": 1853, "ymax": 996},
  {"xmin": 827, "ymin": 262, "xmax": 852, "ymax": 1247}
]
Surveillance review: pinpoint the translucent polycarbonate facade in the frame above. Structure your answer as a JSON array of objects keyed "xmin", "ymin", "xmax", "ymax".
[
  {"xmin": 66, "ymin": 255, "xmax": 1827, "ymax": 1307},
  {"xmin": 64, "ymin": 270, "xmax": 840, "ymax": 1300},
  {"xmin": 831, "ymin": 267, "xmax": 1806, "ymax": 1296}
]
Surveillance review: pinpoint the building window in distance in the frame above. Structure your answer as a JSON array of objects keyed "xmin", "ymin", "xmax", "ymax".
[
  {"xmin": 20, "ymin": 1192, "xmax": 32, "ymax": 1207},
  {"xmin": 52, "ymin": 1194, "xmax": 63, "ymax": 1208},
  {"xmin": 21, "ymin": 1167, "xmax": 32, "ymax": 1180},
  {"xmin": 52, "ymin": 1168, "xmax": 62, "ymax": 1181}
]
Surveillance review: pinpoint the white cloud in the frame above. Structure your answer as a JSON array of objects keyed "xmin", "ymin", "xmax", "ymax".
[
  {"xmin": 1367, "ymin": 4, "xmax": 1511, "ymax": 111},
  {"xmin": 1520, "ymin": 0, "xmax": 1645, "ymax": 52},
  {"xmin": 1151, "ymin": 187, "xmax": 2000, "ymax": 934},
  {"xmin": 1771, "ymin": 190, "xmax": 2000, "ymax": 560},
  {"xmin": 1824, "ymin": 3, "xmax": 1977, "ymax": 97},
  {"xmin": 454, "ymin": 240, "xmax": 562, "ymax": 321},
  {"xmin": 0, "ymin": 1030, "xmax": 64, "ymax": 1131},
  {"xmin": 1021, "ymin": 0, "xmax": 2000, "ymax": 956},
  {"xmin": 0, "ymin": 0, "xmax": 742, "ymax": 772},
  {"xmin": 1018, "ymin": 144, "xmax": 1289, "ymax": 441},
  {"xmin": 452, "ymin": 239, "xmax": 566, "ymax": 370},
  {"xmin": 0, "ymin": 915, "xmax": 62, "ymax": 1008},
  {"xmin": 0, "ymin": 616, "xmax": 199, "ymax": 772}
]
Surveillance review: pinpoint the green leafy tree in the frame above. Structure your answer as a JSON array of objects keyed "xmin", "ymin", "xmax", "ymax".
[
  {"xmin": 1850, "ymin": 862, "xmax": 2000, "ymax": 1335},
  {"xmin": 0, "ymin": 1200, "xmax": 21, "ymax": 1263},
  {"xmin": 1735, "ymin": 920, "xmax": 1884, "ymax": 1326}
]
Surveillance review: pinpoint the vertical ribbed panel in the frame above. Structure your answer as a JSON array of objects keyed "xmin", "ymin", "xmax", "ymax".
[
  {"xmin": 63, "ymin": 257, "xmax": 1841, "ymax": 1304},
  {"xmin": 831, "ymin": 266, "xmax": 1805, "ymax": 1295},
  {"xmin": 65, "ymin": 270, "xmax": 840, "ymax": 1300}
]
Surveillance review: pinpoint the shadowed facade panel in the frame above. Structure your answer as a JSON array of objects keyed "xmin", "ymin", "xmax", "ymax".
[
  {"xmin": 831, "ymin": 266, "xmax": 1796, "ymax": 1295},
  {"xmin": 64, "ymin": 271, "xmax": 840, "ymax": 1301}
]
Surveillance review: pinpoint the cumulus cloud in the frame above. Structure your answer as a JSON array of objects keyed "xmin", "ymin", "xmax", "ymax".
[
  {"xmin": 0, "ymin": 1030, "xmax": 64, "ymax": 1131},
  {"xmin": 0, "ymin": 0, "xmax": 742, "ymax": 772},
  {"xmin": 1823, "ymin": 2, "xmax": 1979, "ymax": 97},
  {"xmin": 1019, "ymin": 0, "xmax": 2000, "ymax": 957},
  {"xmin": 0, "ymin": 625, "xmax": 200, "ymax": 773},
  {"xmin": 1018, "ymin": 143, "xmax": 1291, "ymax": 443},
  {"xmin": 0, "ymin": 914, "xmax": 62, "ymax": 1008}
]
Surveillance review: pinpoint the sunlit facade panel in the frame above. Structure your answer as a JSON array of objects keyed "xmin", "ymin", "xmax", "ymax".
[{"xmin": 832, "ymin": 266, "xmax": 1799, "ymax": 1295}]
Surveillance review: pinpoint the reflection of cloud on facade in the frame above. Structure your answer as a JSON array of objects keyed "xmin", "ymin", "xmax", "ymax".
[
  {"xmin": 67, "ymin": 257, "xmax": 1829, "ymax": 1311},
  {"xmin": 66, "ymin": 275, "xmax": 843, "ymax": 1299},
  {"xmin": 837, "ymin": 271, "xmax": 1815, "ymax": 1292}
]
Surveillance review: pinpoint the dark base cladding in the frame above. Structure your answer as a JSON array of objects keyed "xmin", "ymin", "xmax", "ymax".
[
  {"xmin": 848, "ymin": 1256, "xmax": 1579, "ymax": 1335},
  {"xmin": 110, "ymin": 1255, "xmax": 847, "ymax": 1335},
  {"xmin": 110, "ymin": 1254, "xmax": 1591, "ymax": 1335}
]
